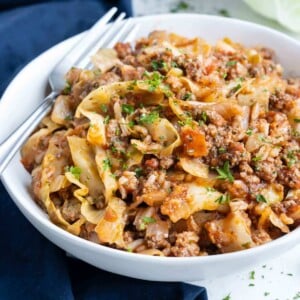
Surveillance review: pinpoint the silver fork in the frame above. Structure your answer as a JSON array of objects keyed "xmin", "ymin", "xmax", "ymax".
[{"xmin": 0, "ymin": 8, "xmax": 138, "ymax": 175}]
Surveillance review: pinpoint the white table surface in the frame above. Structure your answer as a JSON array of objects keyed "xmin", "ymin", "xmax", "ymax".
[{"xmin": 132, "ymin": 1, "xmax": 300, "ymax": 299}]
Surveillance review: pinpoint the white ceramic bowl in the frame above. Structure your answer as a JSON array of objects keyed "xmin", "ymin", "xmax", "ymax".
[{"xmin": 1, "ymin": 14, "xmax": 300, "ymax": 282}]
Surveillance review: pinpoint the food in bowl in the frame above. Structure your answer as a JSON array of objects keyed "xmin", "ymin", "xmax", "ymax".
[{"xmin": 21, "ymin": 31, "xmax": 300, "ymax": 257}]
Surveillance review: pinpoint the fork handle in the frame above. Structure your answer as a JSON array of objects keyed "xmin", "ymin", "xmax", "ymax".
[{"xmin": 0, "ymin": 91, "xmax": 58, "ymax": 176}]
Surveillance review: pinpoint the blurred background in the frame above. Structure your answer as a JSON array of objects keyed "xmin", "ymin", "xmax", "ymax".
[{"xmin": 132, "ymin": 0, "xmax": 300, "ymax": 39}]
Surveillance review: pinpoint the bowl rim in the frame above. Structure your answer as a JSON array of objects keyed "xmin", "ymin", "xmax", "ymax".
[{"xmin": 2, "ymin": 12, "xmax": 300, "ymax": 265}]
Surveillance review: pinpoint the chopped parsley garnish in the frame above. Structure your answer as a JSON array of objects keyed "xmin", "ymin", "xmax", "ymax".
[
  {"xmin": 66, "ymin": 166, "xmax": 82, "ymax": 180},
  {"xmin": 215, "ymin": 193, "xmax": 230, "ymax": 204},
  {"xmin": 139, "ymin": 111, "xmax": 160, "ymax": 124},
  {"xmin": 103, "ymin": 115, "xmax": 110, "ymax": 125},
  {"xmin": 128, "ymin": 120, "xmax": 135, "ymax": 128},
  {"xmin": 178, "ymin": 116, "xmax": 193, "ymax": 127},
  {"xmin": 242, "ymin": 242, "xmax": 251, "ymax": 248},
  {"xmin": 252, "ymin": 155, "xmax": 262, "ymax": 162},
  {"xmin": 122, "ymin": 104, "xmax": 134, "ymax": 115},
  {"xmin": 171, "ymin": 1, "xmax": 189, "ymax": 12},
  {"xmin": 140, "ymin": 216, "xmax": 156, "ymax": 230},
  {"xmin": 102, "ymin": 158, "xmax": 111, "ymax": 171},
  {"xmin": 63, "ymin": 82, "xmax": 72, "ymax": 94},
  {"xmin": 264, "ymin": 292, "xmax": 270, "ymax": 296},
  {"xmin": 206, "ymin": 187, "xmax": 216, "ymax": 192},
  {"xmin": 223, "ymin": 73, "xmax": 228, "ymax": 79},
  {"xmin": 143, "ymin": 71, "xmax": 164, "ymax": 92},
  {"xmin": 142, "ymin": 216, "xmax": 156, "ymax": 224},
  {"xmin": 246, "ymin": 128, "xmax": 253, "ymax": 136},
  {"xmin": 293, "ymin": 292, "xmax": 300, "ymax": 299},
  {"xmin": 218, "ymin": 147, "xmax": 226, "ymax": 154},
  {"xmin": 222, "ymin": 294, "xmax": 231, "ymax": 300},
  {"xmin": 232, "ymin": 83, "xmax": 242, "ymax": 93},
  {"xmin": 256, "ymin": 194, "xmax": 267, "ymax": 203},
  {"xmin": 64, "ymin": 114, "xmax": 73, "ymax": 121},
  {"xmin": 200, "ymin": 111, "xmax": 208, "ymax": 123},
  {"xmin": 294, "ymin": 118, "xmax": 300, "ymax": 123},
  {"xmin": 151, "ymin": 60, "xmax": 167, "ymax": 70},
  {"xmin": 292, "ymin": 130, "xmax": 300, "ymax": 137},
  {"xmin": 182, "ymin": 92, "xmax": 192, "ymax": 101},
  {"xmin": 127, "ymin": 248, "xmax": 133, "ymax": 252},
  {"xmin": 287, "ymin": 150, "xmax": 298, "ymax": 168},
  {"xmin": 216, "ymin": 161, "xmax": 234, "ymax": 182},
  {"xmin": 127, "ymin": 80, "xmax": 137, "ymax": 91},
  {"xmin": 248, "ymin": 283, "xmax": 255, "ymax": 287},
  {"xmin": 110, "ymin": 145, "xmax": 118, "ymax": 154},
  {"xmin": 100, "ymin": 104, "xmax": 108, "ymax": 113},
  {"xmin": 219, "ymin": 9, "xmax": 230, "ymax": 17},
  {"xmin": 171, "ymin": 61, "xmax": 178, "ymax": 68},
  {"xmin": 135, "ymin": 167, "xmax": 143, "ymax": 178},
  {"xmin": 226, "ymin": 60, "xmax": 237, "ymax": 67},
  {"xmin": 249, "ymin": 270, "xmax": 255, "ymax": 280}
]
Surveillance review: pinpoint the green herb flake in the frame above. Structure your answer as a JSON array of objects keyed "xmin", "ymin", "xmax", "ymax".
[
  {"xmin": 103, "ymin": 115, "xmax": 110, "ymax": 125},
  {"xmin": 294, "ymin": 118, "xmax": 300, "ymax": 123},
  {"xmin": 249, "ymin": 270, "xmax": 255, "ymax": 280},
  {"xmin": 248, "ymin": 283, "xmax": 255, "ymax": 287},
  {"xmin": 293, "ymin": 292, "xmax": 300, "ymax": 299},
  {"xmin": 64, "ymin": 114, "xmax": 73, "ymax": 121},
  {"xmin": 143, "ymin": 71, "xmax": 164, "ymax": 92},
  {"xmin": 142, "ymin": 216, "xmax": 156, "ymax": 225},
  {"xmin": 242, "ymin": 242, "xmax": 251, "ymax": 249},
  {"xmin": 182, "ymin": 92, "xmax": 192, "ymax": 101},
  {"xmin": 222, "ymin": 294, "xmax": 231, "ymax": 300},
  {"xmin": 256, "ymin": 194, "xmax": 267, "ymax": 203},
  {"xmin": 232, "ymin": 83, "xmax": 242, "ymax": 93},
  {"xmin": 287, "ymin": 150, "xmax": 298, "ymax": 168},
  {"xmin": 226, "ymin": 60, "xmax": 237, "ymax": 67},
  {"xmin": 171, "ymin": 1, "xmax": 189, "ymax": 12},
  {"xmin": 122, "ymin": 104, "xmax": 134, "ymax": 115},
  {"xmin": 128, "ymin": 120, "xmax": 135, "ymax": 128},
  {"xmin": 200, "ymin": 111, "xmax": 208, "ymax": 123},
  {"xmin": 215, "ymin": 193, "xmax": 230, "ymax": 204},
  {"xmin": 110, "ymin": 145, "xmax": 118, "ymax": 154},
  {"xmin": 139, "ymin": 111, "xmax": 160, "ymax": 124},
  {"xmin": 218, "ymin": 147, "xmax": 226, "ymax": 154},
  {"xmin": 216, "ymin": 161, "xmax": 234, "ymax": 182},
  {"xmin": 287, "ymin": 273, "xmax": 293, "ymax": 276},
  {"xmin": 206, "ymin": 187, "xmax": 216, "ymax": 193},
  {"xmin": 100, "ymin": 104, "xmax": 108, "ymax": 113},
  {"xmin": 219, "ymin": 9, "xmax": 230, "ymax": 17},
  {"xmin": 140, "ymin": 216, "xmax": 156, "ymax": 230},
  {"xmin": 178, "ymin": 116, "xmax": 194, "ymax": 127},
  {"xmin": 66, "ymin": 166, "xmax": 82, "ymax": 180},
  {"xmin": 264, "ymin": 292, "xmax": 270, "ymax": 296},
  {"xmin": 127, "ymin": 80, "xmax": 137, "ymax": 91},
  {"xmin": 171, "ymin": 61, "xmax": 178, "ymax": 68},
  {"xmin": 151, "ymin": 60, "xmax": 167, "ymax": 71},
  {"xmin": 223, "ymin": 73, "xmax": 228, "ymax": 79},
  {"xmin": 127, "ymin": 248, "xmax": 133, "ymax": 252},
  {"xmin": 246, "ymin": 128, "xmax": 253, "ymax": 136},
  {"xmin": 135, "ymin": 167, "xmax": 143, "ymax": 178},
  {"xmin": 252, "ymin": 155, "xmax": 262, "ymax": 162},
  {"xmin": 292, "ymin": 130, "xmax": 300, "ymax": 137},
  {"xmin": 102, "ymin": 158, "xmax": 111, "ymax": 171},
  {"xmin": 63, "ymin": 82, "xmax": 72, "ymax": 94}
]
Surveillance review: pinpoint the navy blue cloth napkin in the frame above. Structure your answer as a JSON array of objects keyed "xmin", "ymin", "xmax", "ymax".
[{"xmin": 0, "ymin": 1, "xmax": 208, "ymax": 299}]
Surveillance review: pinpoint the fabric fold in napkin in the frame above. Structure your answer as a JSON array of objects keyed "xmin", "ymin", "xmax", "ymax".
[{"xmin": 0, "ymin": 1, "xmax": 208, "ymax": 299}]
